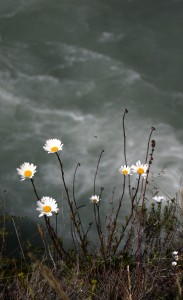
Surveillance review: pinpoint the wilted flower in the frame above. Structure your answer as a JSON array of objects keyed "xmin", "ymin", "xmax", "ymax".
[
  {"xmin": 17, "ymin": 162, "xmax": 37, "ymax": 181},
  {"xmin": 153, "ymin": 196, "xmax": 166, "ymax": 203},
  {"xmin": 119, "ymin": 165, "xmax": 132, "ymax": 176},
  {"xmin": 131, "ymin": 160, "xmax": 148, "ymax": 178},
  {"xmin": 43, "ymin": 139, "xmax": 63, "ymax": 153},
  {"xmin": 172, "ymin": 261, "xmax": 177, "ymax": 266},
  {"xmin": 36, "ymin": 196, "xmax": 59, "ymax": 217},
  {"xmin": 90, "ymin": 195, "xmax": 100, "ymax": 204}
]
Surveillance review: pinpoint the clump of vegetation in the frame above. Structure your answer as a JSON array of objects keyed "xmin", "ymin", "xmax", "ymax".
[{"xmin": 0, "ymin": 109, "xmax": 182, "ymax": 299}]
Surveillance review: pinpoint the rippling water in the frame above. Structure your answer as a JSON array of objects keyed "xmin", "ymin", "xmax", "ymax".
[{"xmin": 0, "ymin": 0, "xmax": 183, "ymax": 230}]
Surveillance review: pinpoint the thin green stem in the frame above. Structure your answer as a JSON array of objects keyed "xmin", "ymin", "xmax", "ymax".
[
  {"xmin": 122, "ymin": 108, "xmax": 128, "ymax": 166},
  {"xmin": 56, "ymin": 153, "xmax": 87, "ymax": 255},
  {"xmin": 30, "ymin": 179, "xmax": 39, "ymax": 200},
  {"xmin": 55, "ymin": 153, "xmax": 71, "ymax": 205},
  {"xmin": 0, "ymin": 190, "xmax": 6, "ymax": 256},
  {"xmin": 145, "ymin": 127, "xmax": 155, "ymax": 164},
  {"xmin": 93, "ymin": 204, "xmax": 107, "ymax": 265},
  {"xmin": 73, "ymin": 162, "xmax": 85, "ymax": 236},
  {"xmin": 12, "ymin": 217, "xmax": 26, "ymax": 263},
  {"xmin": 94, "ymin": 149, "xmax": 104, "ymax": 195},
  {"xmin": 107, "ymin": 175, "xmax": 126, "ymax": 253},
  {"xmin": 113, "ymin": 175, "xmax": 141, "ymax": 255}
]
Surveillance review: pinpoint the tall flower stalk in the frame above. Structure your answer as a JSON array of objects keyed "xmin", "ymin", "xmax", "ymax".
[{"xmin": 55, "ymin": 152, "xmax": 88, "ymax": 256}]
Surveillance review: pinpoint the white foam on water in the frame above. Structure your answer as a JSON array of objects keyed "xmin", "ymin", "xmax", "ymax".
[
  {"xmin": 17, "ymin": 73, "xmax": 60, "ymax": 84},
  {"xmin": 46, "ymin": 41, "xmax": 110, "ymax": 62},
  {"xmin": 0, "ymin": 87, "xmax": 21, "ymax": 106},
  {"xmin": 99, "ymin": 32, "xmax": 125, "ymax": 43},
  {"xmin": 0, "ymin": 0, "xmax": 38, "ymax": 19},
  {"xmin": 34, "ymin": 107, "xmax": 94, "ymax": 123}
]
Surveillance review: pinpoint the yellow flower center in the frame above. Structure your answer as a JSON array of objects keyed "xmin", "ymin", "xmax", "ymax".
[
  {"xmin": 92, "ymin": 198, "xmax": 98, "ymax": 203},
  {"xmin": 51, "ymin": 146, "xmax": 59, "ymax": 152},
  {"xmin": 43, "ymin": 205, "xmax": 52, "ymax": 213},
  {"xmin": 122, "ymin": 169, "xmax": 128, "ymax": 175},
  {"xmin": 24, "ymin": 170, "xmax": 32, "ymax": 177},
  {"xmin": 137, "ymin": 167, "xmax": 144, "ymax": 174}
]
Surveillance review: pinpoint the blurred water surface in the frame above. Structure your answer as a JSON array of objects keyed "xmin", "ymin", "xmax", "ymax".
[{"xmin": 0, "ymin": 0, "xmax": 183, "ymax": 233}]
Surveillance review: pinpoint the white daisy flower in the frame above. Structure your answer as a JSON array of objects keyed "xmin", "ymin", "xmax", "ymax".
[
  {"xmin": 36, "ymin": 196, "xmax": 59, "ymax": 217},
  {"xmin": 172, "ymin": 251, "xmax": 178, "ymax": 256},
  {"xmin": 119, "ymin": 165, "xmax": 132, "ymax": 176},
  {"xmin": 153, "ymin": 196, "xmax": 166, "ymax": 203},
  {"xmin": 43, "ymin": 139, "xmax": 63, "ymax": 154},
  {"xmin": 172, "ymin": 261, "xmax": 177, "ymax": 266},
  {"xmin": 131, "ymin": 160, "xmax": 148, "ymax": 178},
  {"xmin": 17, "ymin": 162, "xmax": 37, "ymax": 181},
  {"xmin": 90, "ymin": 195, "xmax": 100, "ymax": 204}
]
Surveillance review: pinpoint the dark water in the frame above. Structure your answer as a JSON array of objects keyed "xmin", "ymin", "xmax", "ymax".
[{"xmin": 0, "ymin": 0, "xmax": 183, "ymax": 235}]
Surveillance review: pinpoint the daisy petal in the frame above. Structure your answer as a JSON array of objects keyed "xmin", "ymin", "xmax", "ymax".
[
  {"xmin": 36, "ymin": 196, "xmax": 59, "ymax": 217},
  {"xmin": 17, "ymin": 162, "xmax": 37, "ymax": 181},
  {"xmin": 43, "ymin": 139, "xmax": 63, "ymax": 154},
  {"xmin": 90, "ymin": 195, "xmax": 100, "ymax": 204}
]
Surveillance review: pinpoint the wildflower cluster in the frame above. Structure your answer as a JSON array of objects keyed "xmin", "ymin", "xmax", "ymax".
[
  {"xmin": 118, "ymin": 161, "xmax": 168, "ymax": 204},
  {"xmin": 16, "ymin": 139, "xmax": 63, "ymax": 218},
  {"xmin": 172, "ymin": 251, "xmax": 179, "ymax": 266},
  {"xmin": 119, "ymin": 160, "xmax": 148, "ymax": 178},
  {"xmin": 16, "ymin": 136, "xmax": 168, "ymax": 222},
  {"xmin": 8, "ymin": 111, "xmax": 182, "ymax": 300}
]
